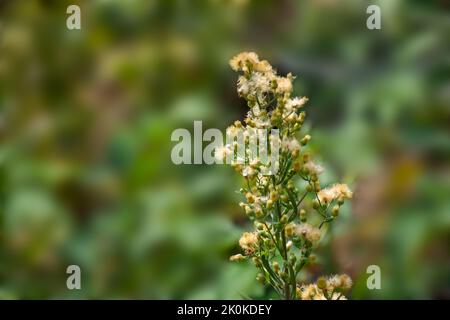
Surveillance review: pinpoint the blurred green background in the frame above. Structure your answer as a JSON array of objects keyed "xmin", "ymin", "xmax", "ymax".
[{"xmin": 0, "ymin": 0, "xmax": 449, "ymax": 299}]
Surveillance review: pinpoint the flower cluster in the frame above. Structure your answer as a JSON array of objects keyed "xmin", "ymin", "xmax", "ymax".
[{"xmin": 225, "ymin": 52, "xmax": 353, "ymax": 300}]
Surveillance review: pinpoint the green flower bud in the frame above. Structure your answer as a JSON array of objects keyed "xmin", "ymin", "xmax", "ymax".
[
  {"xmin": 256, "ymin": 273, "xmax": 265, "ymax": 284},
  {"xmin": 259, "ymin": 230, "xmax": 268, "ymax": 238},
  {"xmin": 289, "ymin": 254, "xmax": 297, "ymax": 264},
  {"xmin": 301, "ymin": 135, "xmax": 311, "ymax": 146},
  {"xmin": 286, "ymin": 240, "xmax": 293, "ymax": 250},
  {"xmin": 300, "ymin": 209, "xmax": 307, "ymax": 222},
  {"xmin": 298, "ymin": 112, "xmax": 305, "ymax": 123},
  {"xmin": 272, "ymin": 261, "xmax": 279, "ymax": 273},
  {"xmin": 285, "ymin": 223, "xmax": 295, "ymax": 237},
  {"xmin": 302, "ymin": 153, "xmax": 310, "ymax": 163},
  {"xmin": 270, "ymin": 191, "xmax": 279, "ymax": 201},
  {"xmin": 332, "ymin": 205, "xmax": 340, "ymax": 217},
  {"xmin": 314, "ymin": 183, "xmax": 321, "ymax": 192},
  {"xmin": 312, "ymin": 200, "xmax": 320, "ymax": 209},
  {"xmin": 271, "ymin": 79, "xmax": 278, "ymax": 90}
]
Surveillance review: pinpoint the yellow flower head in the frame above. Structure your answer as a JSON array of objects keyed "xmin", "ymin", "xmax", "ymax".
[{"xmin": 239, "ymin": 232, "xmax": 258, "ymax": 254}]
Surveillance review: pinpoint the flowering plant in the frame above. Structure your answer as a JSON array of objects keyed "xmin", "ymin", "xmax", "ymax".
[{"xmin": 224, "ymin": 52, "xmax": 353, "ymax": 300}]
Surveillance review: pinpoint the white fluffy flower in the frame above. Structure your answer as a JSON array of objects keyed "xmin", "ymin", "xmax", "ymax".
[
  {"xmin": 285, "ymin": 96, "xmax": 308, "ymax": 112},
  {"xmin": 239, "ymin": 232, "xmax": 258, "ymax": 254},
  {"xmin": 296, "ymin": 223, "xmax": 321, "ymax": 243},
  {"xmin": 282, "ymin": 137, "xmax": 301, "ymax": 153},
  {"xmin": 242, "ymin": 166, "xmax": 256, "ymax": 177},
  {"xmin": 275, "ymin": 74, "xmax": 293, "ymax": 94}
]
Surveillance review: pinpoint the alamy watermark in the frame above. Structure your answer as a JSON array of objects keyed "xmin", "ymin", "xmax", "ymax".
[
  {"xmin": 366, "ymin": 4, "xmax": 381, "ymax": 30},
  {"xmin": 66, "ymin": 5, "xmax": 81, "ymax": 30},
  {"xmin": 367, "ymin": 264, "xmax": 381, "ymax": 290}
]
